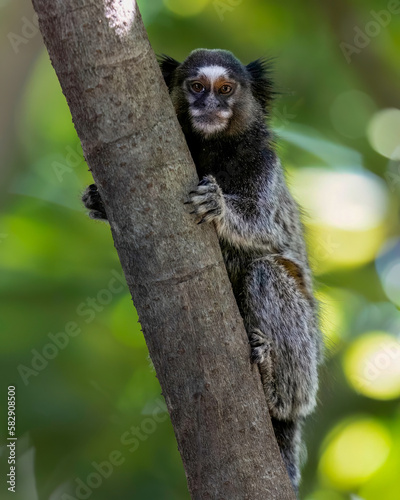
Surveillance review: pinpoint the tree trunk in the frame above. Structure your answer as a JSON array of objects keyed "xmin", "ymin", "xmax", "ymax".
[{"xmin": 31, "ymin": 1, "xmax": 296, "ymax": 498}]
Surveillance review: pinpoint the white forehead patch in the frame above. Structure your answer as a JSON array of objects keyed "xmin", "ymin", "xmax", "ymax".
[{"xmin": 197, "ymin": 65, "xmax": 228, "ymax": 84}]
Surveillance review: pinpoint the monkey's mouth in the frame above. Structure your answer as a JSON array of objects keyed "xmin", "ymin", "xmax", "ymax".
[
  {"xmin": 191, "ymin": 109, "xmax": 232, "ymax": 121},
  {"xmin": 190, "ymin": 109, "xmax": 232, "ymax": 134}
]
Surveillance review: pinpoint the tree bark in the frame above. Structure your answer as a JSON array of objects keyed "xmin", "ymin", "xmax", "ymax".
[{"xmin": 31, "ymin": 1, "xmax": 296, "ymax": 498}]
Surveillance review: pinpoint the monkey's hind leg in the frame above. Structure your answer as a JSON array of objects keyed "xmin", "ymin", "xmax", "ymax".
[
  {"xmin": 244, "ymin": 257, "xmax": 319, "ymax": 420},
  {"xmin": 249, "ymin": 330, "xmax": 302, "ymax": 492},
  {"xmin": 242, "ymin": 258, "xmax": 319, "ymax": 492}
]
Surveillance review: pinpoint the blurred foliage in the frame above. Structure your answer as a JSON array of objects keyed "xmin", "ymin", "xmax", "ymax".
[{"xmin": 0, "ymin": 0, "xmax": 399, "ymax": 499}]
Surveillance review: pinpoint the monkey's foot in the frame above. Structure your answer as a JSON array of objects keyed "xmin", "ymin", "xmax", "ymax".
[
  {"xmin": 82, "ymin": 184, "xmax": 107, "ymax": 221},
  {"xmin": 185, "ymin": 176, "xmax": 225, "ymax": 225},
  {"xmin": 249, "ymin": 329, "xmax": 271, "ymax": 364}
]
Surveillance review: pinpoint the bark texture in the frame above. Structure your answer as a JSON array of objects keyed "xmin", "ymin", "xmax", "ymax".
[{"xmin": 31, "ymin": 1, "xmax": 296, "ymax": 498}]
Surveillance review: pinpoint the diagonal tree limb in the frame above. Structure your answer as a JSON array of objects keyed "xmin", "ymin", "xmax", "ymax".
[{"xmin": 30, "ymin": 1, "xmax": 296, "ymax": 498}]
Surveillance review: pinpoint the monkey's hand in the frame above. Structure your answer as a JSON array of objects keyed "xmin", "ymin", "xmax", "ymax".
[
  {"xmin": 82, "ymin": 184, "xmax": 108, "ymax": 221},
  {"xmin": 185, "ymin": 176, "xmax": 225, "ymax": 225}
]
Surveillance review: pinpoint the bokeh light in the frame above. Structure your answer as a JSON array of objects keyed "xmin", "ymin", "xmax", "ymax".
[
  {"xmin": 319, "ymin": 418, "xmax": 391, "ymax": 490},
  {"xmin": 376, "ymin": 238, "xmax": 400, "ymax": 307},
  {"xmin": 367, "ymin": 108, "xmax": 400, "ymax": 160},
  {"xmin": 385, "ymin": 153, "xmax": 400, "ymax": 194},
  {"xmin": 293, "ymin": 168, "xmax": 388, "ymax": 231},
  {"xmin": 358, "ymin": 452, "xmax": 400, "ymax": 500},
  {"xmin": 291, "ymin": 168, "xmax": 389, "ymax": 271},
  {"xmin": 343, "ymin": 332, "xmax": 400, "ymax": 400},
  {"xmin": 381, "ymin": 262, "xmax": 400, "ymax": 307}
]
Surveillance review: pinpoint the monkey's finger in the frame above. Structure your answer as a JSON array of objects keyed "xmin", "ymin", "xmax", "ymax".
[
  {"xmin": 189, "ymin": 185, "xmax": 217, "ymax": 197},
  {"xmin": 189, "ymin": 189, "xmax": 208, "ymax": 196},
  {"xmin": 195, "ymin": 201, "xmax": 219, "ymax": 216},
  {"xmin": 197, "ymin": 209, "xmax": 220, "ymax": 224},
  {"xmin": 189, "ymin": 194, "xmax": 216, "ymax": 206}
]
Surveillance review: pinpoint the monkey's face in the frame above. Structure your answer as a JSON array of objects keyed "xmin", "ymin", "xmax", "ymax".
[
  {"xmin": 161, "ymin": 49, "xmax": 273, "ymax": 138},
  {"xmin": 184, "ymin": 65, "xmax": 238, "ymax": 136}
]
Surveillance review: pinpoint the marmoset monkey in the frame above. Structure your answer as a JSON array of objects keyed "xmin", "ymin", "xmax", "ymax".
[{"xmin": 83, "ymin": 49, "xmax": 323, "ymax": 493}]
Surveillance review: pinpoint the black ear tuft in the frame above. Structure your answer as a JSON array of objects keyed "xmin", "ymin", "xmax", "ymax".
[
  {"xmin": 158, "ymin": 54, "xmax": 181, "ymax": 90},
  {"xmin": 246, "ymin": 58, "xmax": 276, "ymax": 110}
]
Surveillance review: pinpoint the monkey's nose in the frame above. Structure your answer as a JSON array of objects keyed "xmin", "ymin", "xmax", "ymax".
[{"xmin": 204, "ymin": 100, "xmax": 221, "ymax": 110}]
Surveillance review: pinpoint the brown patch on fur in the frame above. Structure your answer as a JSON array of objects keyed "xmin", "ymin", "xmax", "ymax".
[
  {"xmin": 275, "ymin": 257, "xmax": 313, "ymax": 303},
  {"xmin": 193, "ymin": 76, "xmax": 236, "ymax": 92},
  {"xmin": 214, "ymin": 77, "xmax": 234, "ymax": 90}
]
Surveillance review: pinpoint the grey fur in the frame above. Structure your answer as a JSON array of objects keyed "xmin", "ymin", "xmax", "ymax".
[{"xmin": 83, "ymin": 48, "xmax": 323, "ymax": 494}]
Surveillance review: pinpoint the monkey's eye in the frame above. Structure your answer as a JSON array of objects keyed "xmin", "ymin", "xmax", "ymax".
[
  {"xmin": 219, "ymin": 84, "xmax": 233, "ymax": 95},
  {"xmin": 191, "ymin": 82, "xmax": 205, "ymax": 93}
]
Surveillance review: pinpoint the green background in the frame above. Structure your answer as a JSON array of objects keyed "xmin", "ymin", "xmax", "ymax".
[{"xmin": 1, "ymin": 0, "xmax": 400, "ymax": 499}]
